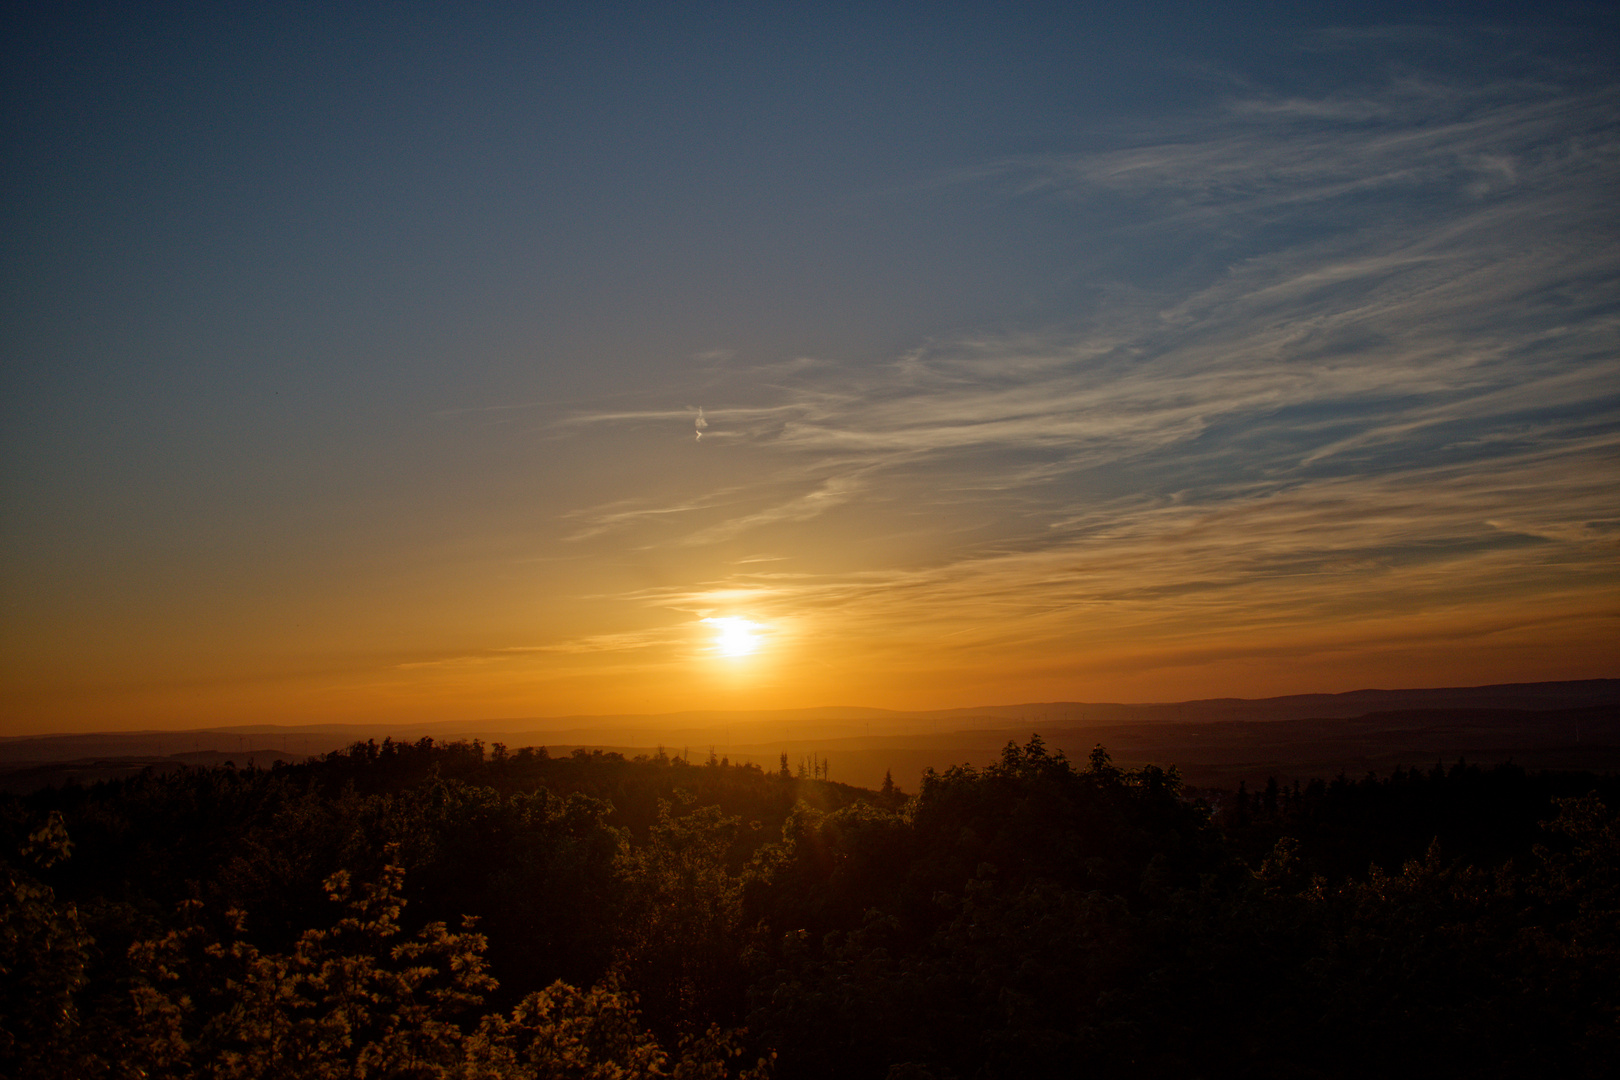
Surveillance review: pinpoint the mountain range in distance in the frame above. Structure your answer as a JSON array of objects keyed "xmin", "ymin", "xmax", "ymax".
[{"xmin": 3, "ymin": 679, "xmax": 1617, "ymax": 793}]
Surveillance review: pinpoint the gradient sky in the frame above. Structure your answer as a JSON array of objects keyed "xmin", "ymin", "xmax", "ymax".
[{"xmin": 3, "ymin": 2, "xmax": 1617, "ymax": 734}]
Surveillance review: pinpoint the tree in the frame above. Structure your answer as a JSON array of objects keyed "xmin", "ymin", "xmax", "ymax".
[
  {"xmin": 613, "ymin": 799, "xmax": 748, "ymax": 1036},
  {"xmin": 124, "ymin": 854, "xmax": 770, "ymax": 1078},
  {"xmin": 1, "ymin": 813, "xmax": 93, "ymax": 1080},
  {"xmin": 126, "ymin": 858, "xmax": 497, "ymax": 1078}
]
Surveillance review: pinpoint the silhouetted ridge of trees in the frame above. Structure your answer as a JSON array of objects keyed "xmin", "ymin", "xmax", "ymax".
[{"xmin": 3, "ymin": 736, "xmax": 1616, "ymax": 1078}]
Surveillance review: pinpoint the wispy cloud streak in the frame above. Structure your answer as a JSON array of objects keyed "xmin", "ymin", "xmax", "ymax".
[{"xmin": 548, "ymin": 58, "xmax": 1619, "ymax": 684}]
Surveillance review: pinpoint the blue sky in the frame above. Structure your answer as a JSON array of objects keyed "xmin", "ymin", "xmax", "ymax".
[{"xmin": 3, "ymin": 2, "xmax": 1616, "ymax": 730}]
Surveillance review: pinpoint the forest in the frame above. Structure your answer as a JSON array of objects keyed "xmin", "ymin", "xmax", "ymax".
[{"xmin": 4, "ymin": 736, "xmax": 1617, "ymax": 1079}]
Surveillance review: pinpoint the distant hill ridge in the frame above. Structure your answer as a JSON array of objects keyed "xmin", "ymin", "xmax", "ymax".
[{"xmin": 3, "ymin": 679, "xmax": 1615, "ymax": 768}]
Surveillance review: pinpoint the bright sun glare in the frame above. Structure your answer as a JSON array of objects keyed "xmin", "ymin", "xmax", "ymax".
[{"xmin": 702, "ymin": 617, "xmax": 760, "ymax": 657}]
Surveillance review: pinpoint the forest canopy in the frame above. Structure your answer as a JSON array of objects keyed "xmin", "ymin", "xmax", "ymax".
[{"xmin": 3, "ymin": 737, "xmax": 1617, "ymax": 1078}]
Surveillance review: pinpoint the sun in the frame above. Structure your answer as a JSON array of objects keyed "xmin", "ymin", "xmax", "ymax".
[{"xmin": 702, "ymin": 617, "xmax": 761, "ymax": 657}]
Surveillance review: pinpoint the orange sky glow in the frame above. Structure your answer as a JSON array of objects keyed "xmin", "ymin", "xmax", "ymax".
[{"xmin": 3, "ymin": 9, "xmax": 1616, "ymax": 736}]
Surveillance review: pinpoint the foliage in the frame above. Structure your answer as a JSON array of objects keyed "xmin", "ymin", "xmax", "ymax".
[
  {"xmin": 1, "ymin": 812, "xmax": 94, "ymax": 1079},
  {"xmin": 614, "ymin": 797, "xmax": 749, "ymax": 1036},
  {"xmin": 3, "ymin": 735, "xmax": 1616, "ymax": 1078},
  {"xmin": 121, "ymin": 855, "xmax": 768, "ymax": 1079}
]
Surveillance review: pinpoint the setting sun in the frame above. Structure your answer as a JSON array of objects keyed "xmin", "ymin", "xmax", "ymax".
[{"xmin": 703, "ymin": 617, "xmax": 761, "ymax": 658}]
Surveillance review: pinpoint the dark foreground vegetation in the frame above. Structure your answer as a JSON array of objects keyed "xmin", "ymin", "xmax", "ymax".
[{"xmin": 4, "ymin": 737, "xmax": 1618, "ymax": 1079}]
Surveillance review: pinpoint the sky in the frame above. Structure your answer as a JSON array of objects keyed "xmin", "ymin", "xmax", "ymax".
[{"xmin": 3, "ymin": 2, "xmax": 1617, "ymax": 734}]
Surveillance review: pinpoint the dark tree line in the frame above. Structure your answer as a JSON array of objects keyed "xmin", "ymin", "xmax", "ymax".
[{"xmin": 3, "ymin": 736, "xmax": 1616, "ymax": 1078}]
